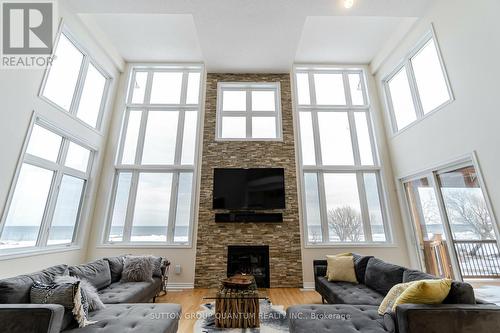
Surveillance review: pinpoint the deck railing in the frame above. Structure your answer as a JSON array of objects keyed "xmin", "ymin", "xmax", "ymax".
[{"xmin": 454, "ymin": 240, "xmax": 500, "ymax": 278}]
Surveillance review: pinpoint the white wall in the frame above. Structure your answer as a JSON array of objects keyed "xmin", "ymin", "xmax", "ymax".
[
  {"xmin": 298, "ymin": 67, "xmax": 412, "ymax": 287},
  {"xmin": 0, "ymin": 2, "xmax": 121, "ymax": 278},
  {"xmin": 372, "ymin": 0, "xmax": 500, "ymax": 266}
]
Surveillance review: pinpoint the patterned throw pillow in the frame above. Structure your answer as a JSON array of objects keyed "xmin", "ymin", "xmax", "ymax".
[
  {"xmin": 54, "ymin": 275, "xmax": 105, "ymax": 311},
  {"xmin": 378, "ymin": 282, "xmax": 414, "ymax": 315},
  {"xmin": 121, "ymin": 256, "xmax": 154, "ymax": 282},
  {"xmin": 30, "ymin": 281, "xmax": 95, "ymax": 328}
]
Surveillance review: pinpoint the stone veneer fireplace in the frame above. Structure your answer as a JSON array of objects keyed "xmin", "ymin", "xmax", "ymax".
[{"xmin": 194, "ymin": 73, "xmax": 303, "ymax": 288}]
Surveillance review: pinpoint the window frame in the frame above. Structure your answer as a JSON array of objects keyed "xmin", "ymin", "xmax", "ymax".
[
  {"xmin": 216, "ymin": 82, "xmax": 283, "ymax": 141},
  {"xmin": 0, "ymin": 114, "xmax": 96, "ymax": 257},
  {"xmin": 383, "ymin": 26, "xmax": 454, "ymax": 134},
  {"xmin": 102, "ymin": 64, "xmax": 204, "ymax": 247},
  {"xmin": 39, "ymin": 24, "xmax": 112, "ymax": 133},
  {"xmin": 399, "ymin": 153, "xmax": 500, "ymax": 278},
  {"xmin": 293, "ymin": 65, "xmax": 393, "ymax": 247}
]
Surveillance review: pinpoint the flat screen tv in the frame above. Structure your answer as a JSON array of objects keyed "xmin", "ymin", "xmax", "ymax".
[{"xmin": 213, "ymin": 168, "xmax": 285, "ymax": 210}]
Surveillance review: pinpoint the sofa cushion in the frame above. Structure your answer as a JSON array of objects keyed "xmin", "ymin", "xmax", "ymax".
[
  {"xmin": 104, "ymin": 256, "xmax": 125, "ymax": 283},
  {"xmin": 69, "ymin": 260, "xmax": 111, "ymax": 290},
  {"xmin": 0, "ymin": 275, "xmax": 36, "ymax": 304},
  {"xmin": 0, "ymin": 264, "xmax": 69, "ymax": 304},
  {"xmin": 316, "ymin": 277, "xmax": 384, "ymax": 305},
  {"xmin": 62, "ymin": 303, "xmax": 181, "ymax": 333},
  {"xmin": 365, "ymin": 258, "xmax": 406, "ymax": 295},
  {"xmin": 403, "ymin": 269, "xmax": 475, "ymax": 304},
  {"xmin": 97, "ymin": 278, "xmax": 161, "ymax": 304},
  {"xmin": 353, "ymin": 254, "xmax": 373, "ymax": 284},
  {"xmin": 287, "ymin": 304, "xmax": 391, "ymax": 333}
]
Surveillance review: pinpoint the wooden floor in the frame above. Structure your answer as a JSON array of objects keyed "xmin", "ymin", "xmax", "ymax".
[{"xmin": 157, "ymin": 288, "xmax": 322, "ymax": 333}]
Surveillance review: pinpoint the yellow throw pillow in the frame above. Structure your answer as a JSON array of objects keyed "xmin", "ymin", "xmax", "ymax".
[
  {"xmin": 325, "ymin": 253, "xmax": 352, "ymax": 278},
  {"xmin": 326, "ymin": 255, "xmax": 357, "ymax": 283},
  {"xmin": 392, "ymin": 279, "xmax": 452, "ymax": 311},
  {"xmin": 378, "ymin": 282, "xmax": 414, "ymax": 315}
]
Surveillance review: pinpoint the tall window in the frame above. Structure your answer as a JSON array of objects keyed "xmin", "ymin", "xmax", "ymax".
[
  {"xmin": 41, "ymin": 29, "xmax": 110, "ymax": 130},
  {"xmin": 104, "ymin": 65, "xmax": 203, "ymax": 245},
  {"xmin": 216, "ymin": 82, "xmax": 282, "ymax": 140},
  {"xmin": 294, "ymin": 67, "xmax": 390, "ymax": 244},
  {"xmin": 0, "ymin": 119, "xmax": 93, "ymax": 251},
  {"xmin": 384, "ymin": 30, "xmax": 453, "ymax": 133},
  {"xmin": 403, "ymin": 158, "xmax": 499, "ymax": 279}
]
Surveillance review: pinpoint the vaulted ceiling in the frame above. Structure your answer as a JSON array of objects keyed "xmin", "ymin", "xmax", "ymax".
[{"xmin": 66, "ymin": 0, "xmax": 433, "ymax": 72}]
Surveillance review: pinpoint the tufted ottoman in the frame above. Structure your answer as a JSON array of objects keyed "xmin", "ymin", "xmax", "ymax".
[
  {"xmin": 287, "ymin": 304, "xmax": 392, "ymax": 333},
  {"xmin": 64, "ymin": 304, "xmax": 181, "ymax": 333}
]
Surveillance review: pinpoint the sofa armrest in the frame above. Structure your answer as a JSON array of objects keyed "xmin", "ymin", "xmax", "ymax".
[
  {"xmin": 313, "ymin": 260, "xmax": 327, "ymax": 279},
  {"xmin": 0, "ymin": 304, "xmax": 64, "ymax": 333},
  {"xmin": 395, "ymin": 304, "xmax": 500, "ymax": 333}
]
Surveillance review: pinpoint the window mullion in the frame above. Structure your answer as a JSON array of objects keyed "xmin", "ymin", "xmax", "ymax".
[
  {"xmin": 316, "ymin": 172, "xmax": 330, "ymax": 243},
  {"xmin": 123, "ymin": 171, "xmax": 139, "ymax": 242},
  {"xmin": 69, "ymin": 56, "xmax": 89, "ymax": 116},
  {"xmin": 357, "ymin": 172, "xmax": 373, "ymax": 242},
  {"xmin": 406, "ymin": 61, "xmax": 425, "ymax": 119},
  {"xmin": 174, "ymin": 110, "xmax": 185, "ymax": 167},
  {"xmin": 37, "ymin": 138, "xmax": 70, "ymax": 247},
  {"xmin": 348, "ymin": 110, "xmax": 362, "ymax": 166},
  {"xmin": 144, "ymin": 70, "xmax": 154, "ymax": 105},
  {"xmin": 246, "ymin": 90, "xmax": 252, "ymax": 138},
  {"xmin": 135, "ymin": 110, "xmax": 149, "ymax": 165},
  {"xmin": 116, "ymin": 110, "xmax": 131, "ymax": 165},
  {"xmin": 167, "ymin": 172, "xmax": 180, "ymax": 244}
]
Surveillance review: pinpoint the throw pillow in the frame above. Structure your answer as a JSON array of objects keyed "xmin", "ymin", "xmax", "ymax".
[
  {"xmin": 55, "ymin": 275, "xmax": 105, "ymax": 311},
  {"xmin": 148, "ymin": 255, "xmax": 163, "ymax": 278},
  {"xmin": 326, "ymin": 255, "xmax": 358, "ymax": 283},
  {"xmin": 121, "ymin": 256, "xmax": 154, "ymax": 282},
  {"xmin": 378, "ymin": 282, "xmax": 414, "ymax": 315},
  {"xmin": 392, "ymin": 279, "xmax": 452, "ymax": 311},
  {"xmin": 325, "ymin": 253, "xmax": 352, "ymax": 278},
  {"xmin": 30, "ymin": 281, "xmax": 94, "ymax": 328}
]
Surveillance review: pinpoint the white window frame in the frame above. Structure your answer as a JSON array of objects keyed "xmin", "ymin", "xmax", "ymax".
[
  {"xmin": 0, "ymin": 114, "xmax": 95, "ymax": 258},
  {"xmin": 293, "ymin": 65, "xmax": 392, "ymax": 247},
  {"xmin": 216, "ymin": 82, "xmax": 283, "ymax": 141},
  {"xmin": 39, "ymin": 24, "xmax": 112, "ymax": 133},
  {"xmin": 103, "ymin": 64, "xmax": 204, "ymax": 247},
  {"xmin": 383, "ymin": 26, "xmax": 454, "ymax": 135},
  {"xmin": 399, "ymin": 153, "xmax": 500, "ymax": 279}
]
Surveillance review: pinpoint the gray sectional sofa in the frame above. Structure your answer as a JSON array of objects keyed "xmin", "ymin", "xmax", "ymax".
[
  {"xmin": 0, "ymin": 257, "xmax": 181, "ymax": 333},
  {"xmin": 287, "ymin": 255, "xmax": 500, "ymax": 333}
]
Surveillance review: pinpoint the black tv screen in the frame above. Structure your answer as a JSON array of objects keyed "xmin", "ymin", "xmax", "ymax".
[{"xmin": 213, "ymin": 168, "xmax": 285, "ymax": 210}]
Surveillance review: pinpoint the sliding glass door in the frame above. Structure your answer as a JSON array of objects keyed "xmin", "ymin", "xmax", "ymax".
[{"xmin": 403, "ymin": 160, "xmax": 500, "ymax": 280}]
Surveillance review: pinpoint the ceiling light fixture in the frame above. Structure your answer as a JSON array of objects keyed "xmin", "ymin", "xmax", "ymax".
[{"xmin": 344, "ymin": 0, "xmax": 354, "ymax": 9}]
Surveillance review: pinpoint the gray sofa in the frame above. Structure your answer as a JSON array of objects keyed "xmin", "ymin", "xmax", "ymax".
[
  {"xmin": 287, "ymin": 255, "xmax": 500, "ymax": 333},
  {"xmin": 0, "ymin": 257, "xmax": 181, "ymax": 333}
]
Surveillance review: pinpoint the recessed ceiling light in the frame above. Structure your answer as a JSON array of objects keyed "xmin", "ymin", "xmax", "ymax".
[{"xmin": 344, "ymin": 0, "xmax": 354, "ymax": 9}]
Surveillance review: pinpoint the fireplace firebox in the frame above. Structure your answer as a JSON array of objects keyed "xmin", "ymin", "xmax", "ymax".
[{"xmin": 227, "ymin": 245, "xmax": 270, "ymax": 288}]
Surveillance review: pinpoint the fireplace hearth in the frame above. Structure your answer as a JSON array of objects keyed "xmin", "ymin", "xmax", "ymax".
[{"xmin": 227, "ymin": 245, "xmax": 270, "ymax": 288}]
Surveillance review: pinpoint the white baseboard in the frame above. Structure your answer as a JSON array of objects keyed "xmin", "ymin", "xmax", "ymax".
[
  {"xmin": 301, "ymin": 282, "xmax": 315, "ymax": 290},
  {"xmin": 166, "ymin": 282, "xmax": 194, "ymax": 290}
]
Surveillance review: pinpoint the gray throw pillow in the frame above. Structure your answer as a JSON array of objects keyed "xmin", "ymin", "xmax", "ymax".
[
  {"xmin": 55, "ymin": 275, "xmax": 105, "ymax": 311},
  {"xmin": 149, "ymin": 256, "xmax": 163, "ymax": 278},
  {"xmin": 121, "ymin": 256, "xmax": 154, "ymax": 282},
  {"xmin": 30, "ymin": 281, "xmax": 94, "ymax": 329}
]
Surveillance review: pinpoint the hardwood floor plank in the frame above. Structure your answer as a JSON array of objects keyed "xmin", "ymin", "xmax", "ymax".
[{"xmin": 157, "ymin": 288, "xmax": 322, "ymax": 332}]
